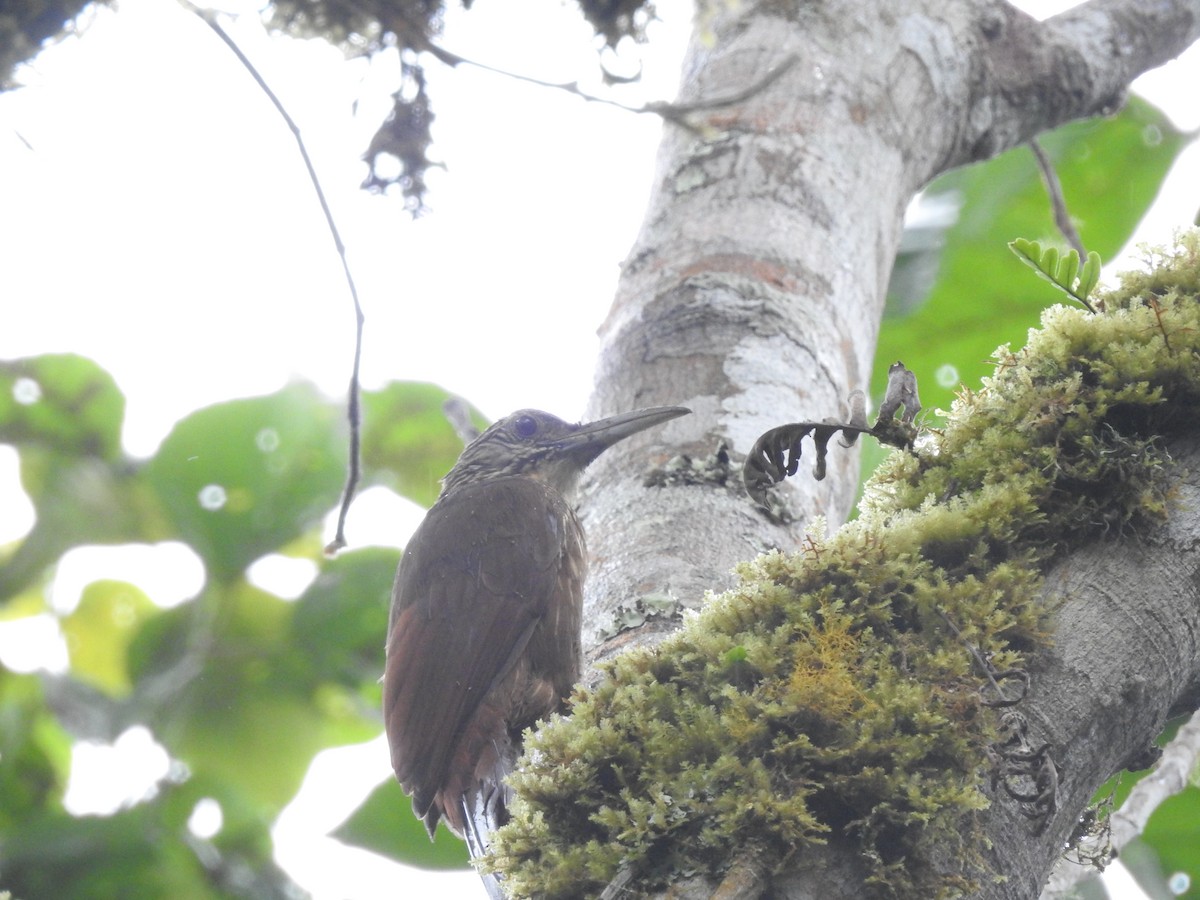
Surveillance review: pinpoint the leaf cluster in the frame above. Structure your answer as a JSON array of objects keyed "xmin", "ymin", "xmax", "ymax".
[
  {"xmin": 0, "ymin": 358, "xmax": 481, "ymax": 894},
  {"xmin": 1008, "ymin": 238, "xmax": 1102, "ymax": 311}
]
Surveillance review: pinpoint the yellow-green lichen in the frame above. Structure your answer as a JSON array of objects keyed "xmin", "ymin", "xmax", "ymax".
[{"xmin": 488, "ymin": 232, "xmax": 1200, "ymax": 898}]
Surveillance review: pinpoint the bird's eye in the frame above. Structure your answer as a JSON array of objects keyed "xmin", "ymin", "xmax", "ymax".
[{"xmin": 514, "ymin": 415, "xmax": 539, "ymax": 438}]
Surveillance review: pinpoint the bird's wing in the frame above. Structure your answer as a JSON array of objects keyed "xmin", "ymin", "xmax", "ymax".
[{"xmin": 383, "ymin": 476, "xmax": 581, "ymax": 830}]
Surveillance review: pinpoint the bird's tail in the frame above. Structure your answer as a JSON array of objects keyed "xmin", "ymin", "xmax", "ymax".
[{"xmin": 462, "ymin": 778, "xmax": 512, "ymax": 899}]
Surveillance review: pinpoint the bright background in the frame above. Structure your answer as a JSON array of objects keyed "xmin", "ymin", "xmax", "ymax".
[{"xmin": 1, "ymin": 0, "xmax": 1197, "ymax": 897}]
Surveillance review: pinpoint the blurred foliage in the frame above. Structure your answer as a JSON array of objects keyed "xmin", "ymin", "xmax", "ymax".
[
  {"xmin": 62, "ymin": 580, "xmax": 156, "ymax": 696},
  {"xmin": 1142, "ymin": 785, "xmax": 1200, "ymax": 896},
  {"xmin": 0, "ymin": 364, "xmax": 475, "ymax": 896},
  {"xmin": 143, "ymin": 383, "xmax": 346, "ymax": 581},
  {"xmin": 0, "ymin": 0, "xmax": 100, "ymax": 89},
  {"xmin": 361, "ymin": 381, "xmax": 485, "ymax": 509}
]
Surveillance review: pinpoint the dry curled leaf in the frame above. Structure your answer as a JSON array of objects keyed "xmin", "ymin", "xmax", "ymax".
[{"xmin": 743, "ymin": 362, "xmax": 921, "ymax": 509}]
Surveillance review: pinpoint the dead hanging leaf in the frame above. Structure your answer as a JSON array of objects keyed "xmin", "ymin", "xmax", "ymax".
[
  {"xmin": 362, "ymin": 61, "xmax": 442, "ymax": 214},
  {"xmin": 743, "ymin": 362, "xmax": 921, "ymax": 509}
]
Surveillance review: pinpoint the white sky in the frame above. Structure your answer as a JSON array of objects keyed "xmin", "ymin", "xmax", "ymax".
[{"xmin": 1, "ymin": 0, "xmax": 1196, "ymax": 896}]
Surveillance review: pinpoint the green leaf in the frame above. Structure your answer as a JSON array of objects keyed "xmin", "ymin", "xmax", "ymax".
[
  {"xmin": 61, "ymin": 580, "xmax": 158, "ymax": 696},
  {"xmin": 0, "ymin": 782, "xmax": 305, "ymax": 899},
  {"xmin": 0, "ymin": 354, "xmax": 125, "ymax": 461},
  {"xmin": 0, "ymin": 803, "xmax": 207, "ymax": 898},
  {"xmin": 179, "ymin": 688, "xmax": 331, "ymax": 813},
  {"xmin": 158, "ymin": 772, "xmax": 273, "ymax": 858},
  {"xmin": 127, "ymin": 584, "xmax": 314, "ymax": 810},
  {"xmin": 1007, "ymin": 241, "xmax": 1096, "ymax": 309},
  {"xmin": 333, "ymin": 776, "xmax": 470, "ymax": 870},
  {"xmin": 124, "ymin": 600, "xmax": 194, "ymax": 690},
  {"xmin": 1078, "ymin": 251, "xmax": 1103, "ymax": 299},
  {"xmin": 127, "ymin": 579, "xmax": 376, "ymax": 813},
  {"xmin": 879, "ymin": 96, "xmax": 1191, "ymax": 417},
  {"xmin": 1055, "ymin": 248, "xmax": 1080, "ymax": 287},
  {"xmin": 1041, "ymin": 244, "xmax": 1060, "ymax": 282},
  {"xmin": 0, "ymin": 668, "xmax": 71, "ymax": 830},
  {"xmin": 0, "ymin": 356, "xmax": 154, "ymax": 602},
  {"xmin": 158, "ymin": 773, "xmax": 308, "ymax": 897},
  {"xmin": 291, "ymin": 546, "xmax": 399, "ymax": 688},
  {"xmin": 362, "ymin": 382, "xmax": 485, "ymax": 508},
  {"xmin": 0, "ymin": 454, "xmax": 164, "ymax": 605},
  {"xmin": 143, "ymin": 383, "xmax": 346, "ymax": 580},
  {"xmin": 1142, "ymin": 785, "xmax": 1200, "ymax": 879}
]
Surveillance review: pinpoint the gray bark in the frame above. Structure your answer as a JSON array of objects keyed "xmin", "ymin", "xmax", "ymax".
[{"xmin": 976, "ymin": 439, "xmax": 1200, "ymax": 898}]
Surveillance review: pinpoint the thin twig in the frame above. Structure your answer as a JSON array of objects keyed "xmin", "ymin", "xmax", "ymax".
[
  {"xmin": 179, "ymin": 0, "xmax": 366, "ymax": 554},
  {"xmin": 327, "ymin": 309, "xmax": 365, "ymax": 553},
  {"xmin": 1030, "ymin": 139, "xmax": 1087, "ymax": 258},
  {"xmin": 407, "ymin": 18, "xmax": 798, "ymax": 125}
]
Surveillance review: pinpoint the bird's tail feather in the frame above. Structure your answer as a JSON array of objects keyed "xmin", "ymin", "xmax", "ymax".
[{"xmin": 462, "ymin": 779, "xmax": 511, "ymax": 899}]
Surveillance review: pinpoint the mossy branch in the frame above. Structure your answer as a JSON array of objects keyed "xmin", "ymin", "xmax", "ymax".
[{"xmin": 487, "ymin": 232, "xmax": 1200, "ymax": 899}]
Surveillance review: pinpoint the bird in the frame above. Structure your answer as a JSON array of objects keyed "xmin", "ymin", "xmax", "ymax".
[{"xmin": 383, "ymin": 405, "xmax": 690, "ymax": 865}]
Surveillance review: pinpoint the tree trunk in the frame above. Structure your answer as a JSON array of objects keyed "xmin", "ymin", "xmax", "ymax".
[{"xmin": 569, "ymin": 0, "xmax": 1200, "ymax": 895}]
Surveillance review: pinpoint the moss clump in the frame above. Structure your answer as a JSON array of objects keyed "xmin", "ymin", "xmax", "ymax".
[{"xmin": 488, "ymin": 232, "xmax": 1200, "ymax": 897}]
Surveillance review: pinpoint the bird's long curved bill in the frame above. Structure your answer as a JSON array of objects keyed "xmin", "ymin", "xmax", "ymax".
[{"xmin": 563, "ymin": 405, "xmax": 690, "ymax": 465}]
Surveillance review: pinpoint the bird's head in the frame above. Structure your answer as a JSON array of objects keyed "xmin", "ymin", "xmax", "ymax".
[{"xmin": 441, "ymin": 406, "xmax": 690, "ymax": 496}]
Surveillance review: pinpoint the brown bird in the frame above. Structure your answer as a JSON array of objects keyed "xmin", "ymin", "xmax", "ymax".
[{"xmin": 383, "ymin": 406, "xmax": 689, "ymax": 861}]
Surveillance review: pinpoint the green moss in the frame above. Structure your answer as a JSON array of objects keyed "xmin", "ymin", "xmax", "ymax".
[{"xmin": 488, "ymin": 231, "xmax": 1200, "ymax": 897}]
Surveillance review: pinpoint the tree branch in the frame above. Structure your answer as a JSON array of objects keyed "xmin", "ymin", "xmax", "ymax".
[
  {"xmin": 957, "ymin": 0, "xmax": 1200, "ymax": 169},
  {"xmin": 563, "ymin": 0, "xmax": 1200, "ymax": 895},
  {"xmin": 414, "ymin": 29, "xmax": 798, "ymax": 126}
]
